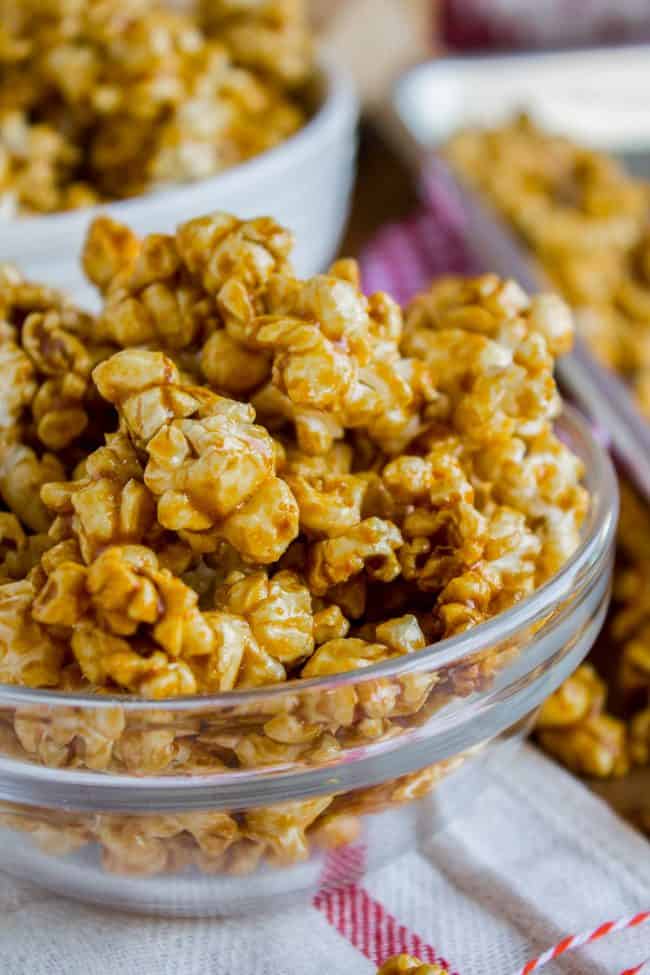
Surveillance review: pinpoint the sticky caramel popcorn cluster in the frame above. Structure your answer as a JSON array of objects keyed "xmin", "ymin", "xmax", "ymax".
[
  {"xmin": 0, "ymin": 209, "xmax": 588, "ymax": 874},
  {"xmin": 376, "ymin": 957, "xmax": 447, "ymax": 975},
  {"xmin": 0, "ymin": 0, "xmax": 311, "ymax": 215},
  {"xmin": 446, "ymin": 118, "xmax": 650, "ymax": 802},
  {"xmin": 0, "ymin": 758, "xmax": 461, "ymax": 876}
]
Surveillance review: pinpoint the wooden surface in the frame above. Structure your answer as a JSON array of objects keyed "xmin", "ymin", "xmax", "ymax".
[{"xmin": 340, "ymin": 123, "xmax": 650, "ymax": 834}]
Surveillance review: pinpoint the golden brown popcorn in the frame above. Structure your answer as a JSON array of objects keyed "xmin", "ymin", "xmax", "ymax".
[
  {"xmin": 0, "ymin": 579, "xmax": 66, "ymax": 687},
  {"xmin": 310, "ymin": 811, "xmax": 361, "ymax": 850},
  {"xmin": 536, "ymin": 665, "xmax": 630, "ymax": 778},
  {"xmin": 404, "ymin": 274, "xmax": 565, "ymax": 444},
  {"xmin": 0, "ymin": 512, "xmax": 26, "ymax": 582},
  {"xmin": 448, "ymin": 117, "xmax": 647, "ymax": 258},
  {"xmin": 390, "ymin": 439, "xmax": 486, "ymax": 592},
  {"xmin": 41, "ymin": 433, "xmax": 156, "ymax": 563},
  {"xmin": 307, "ymin": 517, "xmax": 403, "ymax": 597},
  {"xmin": 619, "ymin": 626, "xmax": 650, "ymax": 697},
  {"xmin": 435, "ymin": 507, "xmax": 541, "ymax": 637},
  {"xmin": 92, "ymin": 231, "xmax": 213, "ymax": 351},
  {"xmin": 200, "ymin": 0, "xmax": 313, "ymax": 88},
  {"xmin": 0, "ymin": 338, "xmax": 35, "ymax": 431},
  {"xmin": 629, "ymin": 708, "xmax": 650, "ymax": 765},
  {"xmin": 0, "ymin": 111, "xmax": 81, "ymax": 215},
  {"xmin": 472, "ymin": 427, "xmax": 588, "ymax": 582},
  {"xmin": 312, "ymin": 604, "xmax": 350, "ymax": 644},
  {"xmin": 537, "ymin": 713, "xmax": 629, "ymax": 778},
  {"xmin": 20, "ymin": 309, "xmax": 103, "ymax": 449},
  {"xmin": 0, "ymin": 1, "xmax": 310, "ymax": 214},
  {"xmin": 0, "ymin": 263, "xmax": 100, "ymax": 444},
  {"xmin": 445, "ymin": 118, "xmax": 650, "ymax": 413},
  {"xmin": 244, "ymin": 796, "xmax": 333, "ymax": 866},
  {"xmin": 282, "ymin": 471, "xmax": 367, "ymax": 538},
  {"xmin": 214, "ymin": 568, "xmax": 314, "ymax": 665},
  {"xmin": 27, "ymin": 542, "xmax": 289, "ymax": 697},
  {"xmin": 13, "ymin": 704, "xmax": 126, "ymax": 771},
  {"xmin": 0, "ymin": 211, "xmax": 596, "ymax": 880},
  {"xmin": 96, "ymin": 815, "xmax": 182, "ymax": 876},
  {"xmin": 301, "ymin": 637, "xmax": 398, "ymax": 678},
  {"xmin": 211, "ymin": 266, "xmax": 442, "ymax": 457},
  {"xmin": 377, "ymin": 956, "xmax": 447, "ymax": 975},
  {"xmin": 81, "ymin": 215, "xmax": 141, "ymax": 295},
  {"xmin": 536, "ymin": 664, "xmax": 605, "ymax": 729},
  {"xmin": 92, "ymin": 348, "xmax": 299, "ymax": 563}
]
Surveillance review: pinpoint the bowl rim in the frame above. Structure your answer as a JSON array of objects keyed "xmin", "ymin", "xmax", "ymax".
[
  {"xmin": 0, "ymin": 51, "xmax": 359, "ymax": 241},
  {"xmin": 0, "ymin": 405, "xmax": 618, "ymax": 711}
]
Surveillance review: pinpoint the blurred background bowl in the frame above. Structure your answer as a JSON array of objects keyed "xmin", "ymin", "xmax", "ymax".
[{"xmin": 0, "ymin": 56, "xmax": 359, "ymax": 306}]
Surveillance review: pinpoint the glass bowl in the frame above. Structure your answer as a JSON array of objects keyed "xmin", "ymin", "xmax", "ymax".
[{"xmin": 0, "ymin": 407, "xmax": 618, "ymax": 917}]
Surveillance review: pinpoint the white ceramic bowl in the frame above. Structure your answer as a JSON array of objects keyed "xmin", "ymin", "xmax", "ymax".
[{"xmin": 1, "ymin": 56, "xmax": 358, "ymax": 306}]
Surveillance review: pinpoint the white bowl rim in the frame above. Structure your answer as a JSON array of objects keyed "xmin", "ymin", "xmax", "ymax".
[{"xmin": 0, "ymin": 52, "xmax": 359, "ymax": 245}]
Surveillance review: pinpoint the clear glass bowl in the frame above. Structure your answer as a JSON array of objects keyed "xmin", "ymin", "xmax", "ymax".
[{"xmin": 0, "ymin": 407, "xmax": 618, "ymax": 917}]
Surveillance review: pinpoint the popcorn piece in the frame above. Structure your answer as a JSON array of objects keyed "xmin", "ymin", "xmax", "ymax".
[
  {"xmin": 537, "ymin": 713, "xmax": 629, "ymax": 778},
  {"xmin": 0, "ymin": 264, "xmax": 101, "ymax": 453},
  {"xmin": 244, "ymin": 796, "xmax": 333, "ymax": 866},
  {"xmin": 14, "ymin": 705, "xmax": 126, "ymax": 771},
  {"xmin": 1, "ymin": 443, "xmax": 66, "ymax": 533},
  {"xmin": 0, "ymin": 579, "xmax": 66, "ymax": 687},
  {"xmin": 40, "ymin": 433, "xmax": 156, "ymax": 563},
  {"xmin": 200, "ymin": 0, "xmax": 313, "ymax": 88},
  {"xmin": 446, "ymin": 117, "xmax": 650, "ymax": 415},
  {"xmin": 92, "ymin": 230, "xmax": 212, "ymax": 350},
  {"xmin": 629, "ymin": 709, "xmax": 650, "ymax": 766},
  {"xmin": 472, "ymin": 429, "xmax": 587, "ymax": 582},
  {"xmin": 282, "ymin": 472, "xmax": 366, "ymax": 538},
  {"xmin": 390, "ymin": 439, "xmax": 486, "ymax": 592},
  {"xmin": 537, "ymin": 664, "xmax": 605, "ymax": 728},
  {"xmin": 301, "ymin": 636, "xmax": 399, "ymax": 678},
  {"xmin": 0, "ymin": 2, "xmax": 309, "ymax": 214},
  {"xmin": 93, "ymin": 348, "xmax": 299, "ymax": 563},
  {"xmin": 435, "ymin": 507, "xmax": 541, "ymax": 637},
  {"xmin": 27, "ymin": 543, "xmax": 288, "ymax": 697}
]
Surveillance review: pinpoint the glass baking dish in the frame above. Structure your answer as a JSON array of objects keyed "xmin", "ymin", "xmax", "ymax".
[{"xmin": 0, "ymin": 409, "xmax": 617, "ymax": 917}]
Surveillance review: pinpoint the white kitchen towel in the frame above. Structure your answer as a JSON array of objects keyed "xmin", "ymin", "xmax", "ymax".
[{"xmin": 1, "ymin": 745, "xmax": 649, "ymax": 975}]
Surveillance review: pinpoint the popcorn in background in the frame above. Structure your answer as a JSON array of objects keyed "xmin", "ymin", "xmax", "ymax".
[{"xmin": 0, "ymin": 0, "xmax": 312, "ymax": 214}]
